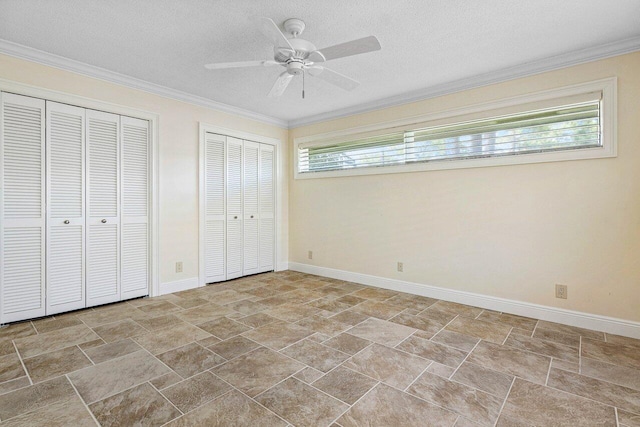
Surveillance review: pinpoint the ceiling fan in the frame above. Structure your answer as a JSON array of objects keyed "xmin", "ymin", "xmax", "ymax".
[{"xmin": 204, "ymin": 18, "xmax": 381, "ymax": 97}]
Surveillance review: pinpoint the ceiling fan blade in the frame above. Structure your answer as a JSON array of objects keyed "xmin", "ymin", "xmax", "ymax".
[
  {"xmin": 308, "ymin": 66, "xmax": 359, "ymax": 91},
  {"xmin": 268, "ymin": 71, "xmax": 294, "ymax": 97},
  {"xmin": 260, "ymin": 17, "xmax": 294, "ymax": 50},
  {"xmin": 204, "ymin": 60, "xmax": 280, "ymax": 70},
  {"xmin": 308, "ymin": 36, "xmax": 381, "ymax": 63}
]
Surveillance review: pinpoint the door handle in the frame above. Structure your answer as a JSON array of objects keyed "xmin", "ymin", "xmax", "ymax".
[
  {"xmin": 250, "ymin": 215, "xmax": 254, "ymax": 219},
  {"xmin": 63, "ymin": 220, "xmax": 70, "ymax": 224},
  {"xmin": 101, "ymin": 219, "xmax": 107, "ymax": 223},
  {"xmin": 234, "ymin": 216, "xmax": 238, "ymax": 219}
]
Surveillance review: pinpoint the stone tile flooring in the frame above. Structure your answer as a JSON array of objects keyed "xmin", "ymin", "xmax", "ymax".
[{"xmin": 0, "ymin": 271, "xmax": 638, "ymax": 426}]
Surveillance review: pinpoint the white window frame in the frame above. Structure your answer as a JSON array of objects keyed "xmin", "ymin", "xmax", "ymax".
[{"xmin": 294, "ymin": 78, "xmax": 617, "ymax": 179}]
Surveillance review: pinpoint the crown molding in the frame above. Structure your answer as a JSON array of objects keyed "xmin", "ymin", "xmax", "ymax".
[
  {"xmin": 288, "ymin": 36, "xmax": 640, "ymax": 128},
  {"xmin": 2, "ymin": 36, "xmax": 639, "ymax": 131},
  {"xmin": 0, "ymin": 39, "xmax": 288, "ymax": 129}
]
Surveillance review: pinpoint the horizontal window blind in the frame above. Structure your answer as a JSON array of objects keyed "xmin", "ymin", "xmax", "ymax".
[{"xmin": 298, "ymin": 100, "xmax": 601, "ymax": 173}]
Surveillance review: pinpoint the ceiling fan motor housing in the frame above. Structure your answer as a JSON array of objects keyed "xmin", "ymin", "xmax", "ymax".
[{"xmin": 287, "ymin": 60, "xmax": 304, "ymax": 75}]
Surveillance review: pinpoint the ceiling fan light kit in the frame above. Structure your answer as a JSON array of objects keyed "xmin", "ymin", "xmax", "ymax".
[{"xmin": 204, "ymin": 17, "xmax": 381, "ymax": 98}]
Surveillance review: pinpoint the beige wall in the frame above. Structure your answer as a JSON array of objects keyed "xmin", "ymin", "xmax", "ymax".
[
  {"xmin": 289, "ymin": 52, "xmax": 640, "ymax": 322},
  {"xmin": 0, "ymin": 54, "xmax": 289, "ymax": 286},
  {"xmin": 2, "ymin": 50, "xmax": 638, "ymax": 322}
]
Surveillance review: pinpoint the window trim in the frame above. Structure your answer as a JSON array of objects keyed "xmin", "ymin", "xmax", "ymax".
[{"xmin": 294, "ymin": 78, "xmax": 617, "ymax": 179}]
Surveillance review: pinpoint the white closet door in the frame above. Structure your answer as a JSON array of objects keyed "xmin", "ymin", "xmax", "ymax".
[
  {"xmin": 86, "ymin": 110, "xmax": 120, "ymax": 307},
  {"xmin": 226, "ymin": 137, "xmax": 243, "ymax": 280},
  {"xmin": 46, "ymin": 101, "xmax": 86, "ymax": 315},
  {"xmin": 243, "ymin": 141, "xmax": 260, "ymax": 276},
  {"xmin": 259, "ymin": 144, "xmax": 275, "ymax": 272},
  {"xmin": 204, "ymin": 133, "xmax": 226, "ymax": 283},
  {"xmin": 0, "ymin": 93, "xmax": 46, "ymax": 323},
  {"xmin": 121, "ymin": 116, "xmax": 149, "ymax": 299}
]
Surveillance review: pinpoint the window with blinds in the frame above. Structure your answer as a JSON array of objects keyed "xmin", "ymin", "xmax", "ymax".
[{"xmin": 298, "ymin": 101, "xmax": 601, "ymax": 174}]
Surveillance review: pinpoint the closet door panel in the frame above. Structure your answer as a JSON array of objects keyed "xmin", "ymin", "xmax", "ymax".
[
  {"xmin": 0, "ymin": 93, "xmax": 46, "ymax": 323},
  {"xmin": 46, "ymin": 101, "xmax": 86, "ymax": 314},
  {"xmin": 204, "ymin": 133, "xmax": 225, "ymax": 283},
  {"xmin": 243, "ymin": 141, "xmax": 259, "ymax": 275},
  {"xmin": 86, "ymin": 110, "xmax": 120, "ymax": 307},
  {"xmin": 121, "ymin": 117, "xmax": 149, "ymax": 299},
  {"xmin": 226, "ymin": 137, "xmax": 243, "ymax": 280},
  {"xmin": 259, "ymin": 144, "xmax": 275, "ymax": 272}
]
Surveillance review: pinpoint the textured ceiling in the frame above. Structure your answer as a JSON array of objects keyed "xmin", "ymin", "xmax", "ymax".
[{"xmin": 1, "ymin": 0, "xmax": 639, "ymax": 124}]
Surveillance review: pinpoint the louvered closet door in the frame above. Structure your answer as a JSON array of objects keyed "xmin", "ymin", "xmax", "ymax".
[
  {"xmin": 243, "ymin": 141, "xmax": 260, "ymax": 276},
  {"xmin": 259, "ymin": 143, "xmax": 275, "ymax": 272},
  {"xmin": 204, "ymin": 133, "xmax": 226, "ymax": 283},
  {"xmin": 86, "ymin": 110, "xmax": 120, "ymax": 307},
  {"xmin": 121, "ymin": 116, "xmax": 149, "ymax": 299},
  {"xmin": 0, "ymin": 93, "xmax": 46, "ymax": 323},
  {"xmin": 46, "ymin": 101, "xmax": 86, "ymax": 315},
  {"xmin": 226, "ymin": 137, "xmax": 243, "ymax": 280}
]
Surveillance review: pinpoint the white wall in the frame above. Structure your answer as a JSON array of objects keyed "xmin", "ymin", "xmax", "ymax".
[{"xmin": 289, "ymin": 52, "xmax": 640, "ymax": 323}]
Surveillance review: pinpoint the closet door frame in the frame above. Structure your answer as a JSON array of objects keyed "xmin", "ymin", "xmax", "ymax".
[
  {"xmin": 0, "ymin": 79, "xmax": 160, "ymax": 302},
  {"xmin": 199, "ymin": 123, "xmax": 284, "ymax": 287}
]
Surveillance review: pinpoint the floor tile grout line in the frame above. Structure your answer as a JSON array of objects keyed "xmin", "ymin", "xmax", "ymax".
[
  {"xmin": 493, "ymin": 376, "xmax": 516, "ymax": 427},
  {"xmin": 543, "ymin": 373, "xmax": 633, "ymax": 411},
  {"xmin": 65, "ymin": 373, "xmax": 101, "ymax": 426},
  {"xmin": 67, "ymin": 346, "xmax": 189, "ymax": 406},
  {"xmin": 530, "ymin": 319, "xmax": 540, "ymax": 337},
  {"xmin": 0, "ymin": 376, "xmax": 32, "ymax": 397},
  {"xmin": 393, "ymin": 328, "xmax": 420, "ymax": 349},
  {"xmin": 325, "ymin": 379, "xmax": 382, "ymax": 427},
  {"xmin": 500, "ymin": 332, "xmax": 581, "ymax": 360},
  {"xmin": 579, "ymin": 335, "xmax": 583, "ymax": 374},
  {"xmin": 75, "ymin": 369, "xmax": 181, "ymax": 407},
  {"xmin": 566, "ymin": 357, "xmax": 640, "ymax": 389},
  {"xmin": 544, "ymin": 357, "xmax": 553, "ymax": 386},
  {"xmin": 211, "ymin": 370, "xmax": 297, "ymax": 426},
  {"xmin": 12, "ymin": 341, "xmax": 33, "ymax": 386},
  {"xmin": 501, "ymin": 327, "xmax": 514, "ymax": 345},
  {"xmin": 335, "ymin": 351, "xmax": 474, "ymax": 420},
  {"xmin": 148, "ymin": 379, "xmax": 185, "ymax": 416},
  {"xmin": 76, "ymin": 343, "xmax": 96, "ymax": 366},
  {"xmin": 303, "ymin": 350, "xmax": 367, "ymax": 385},
  {"xmin": 430, "ymin": 312, "xmax": 461, "ymax": 340},
  {"xmin": 446, "ymin": 339, "xmax": 481, "ymax": 380},
  {"xmin": 280, "ymin": 367, "xmax": 359, "ymax": 408},
  {"xmin": 403, "ymin": 360, "xmax": 434, "ymax": 392},
  {"xmin": 156, "ymin": 389, "xmax": 235, "ymax": 427},
  {"xmin": 391, "ymin": 372, "xmax": 483, "ymax": 422}
]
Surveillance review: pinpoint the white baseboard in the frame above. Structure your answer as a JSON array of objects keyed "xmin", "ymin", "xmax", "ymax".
[
  {"xmin": 276, "ymin": 262, "xmax": 289, "ymax": 272},
  {"xmin": 288, "ymin": 262, "xmax": 640, "ymax": 339},
  {"xmin": 159, "ymin": 277, "xmax": 200, "ymax": 295}
]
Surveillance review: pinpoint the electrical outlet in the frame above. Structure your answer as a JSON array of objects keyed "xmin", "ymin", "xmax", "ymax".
[
  {"xmin": 555, "ymin": 284, "xmax": 567, "ymax": 299},
  {"xmin": 176, "ymin": 261, "xmax": 183, "ymax": 273},
  {"xmin": 397, "ymin": 262, "xmax": 403, "ymax": 272},
  {"xmin": 308, "ymin": 250, "xmax": 313, "ymax": 260}
]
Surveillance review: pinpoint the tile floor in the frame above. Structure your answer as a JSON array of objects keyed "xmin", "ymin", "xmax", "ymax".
[{"xmin": 0, "ymin": 271, "xmax": 638, "ymax": 426}]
